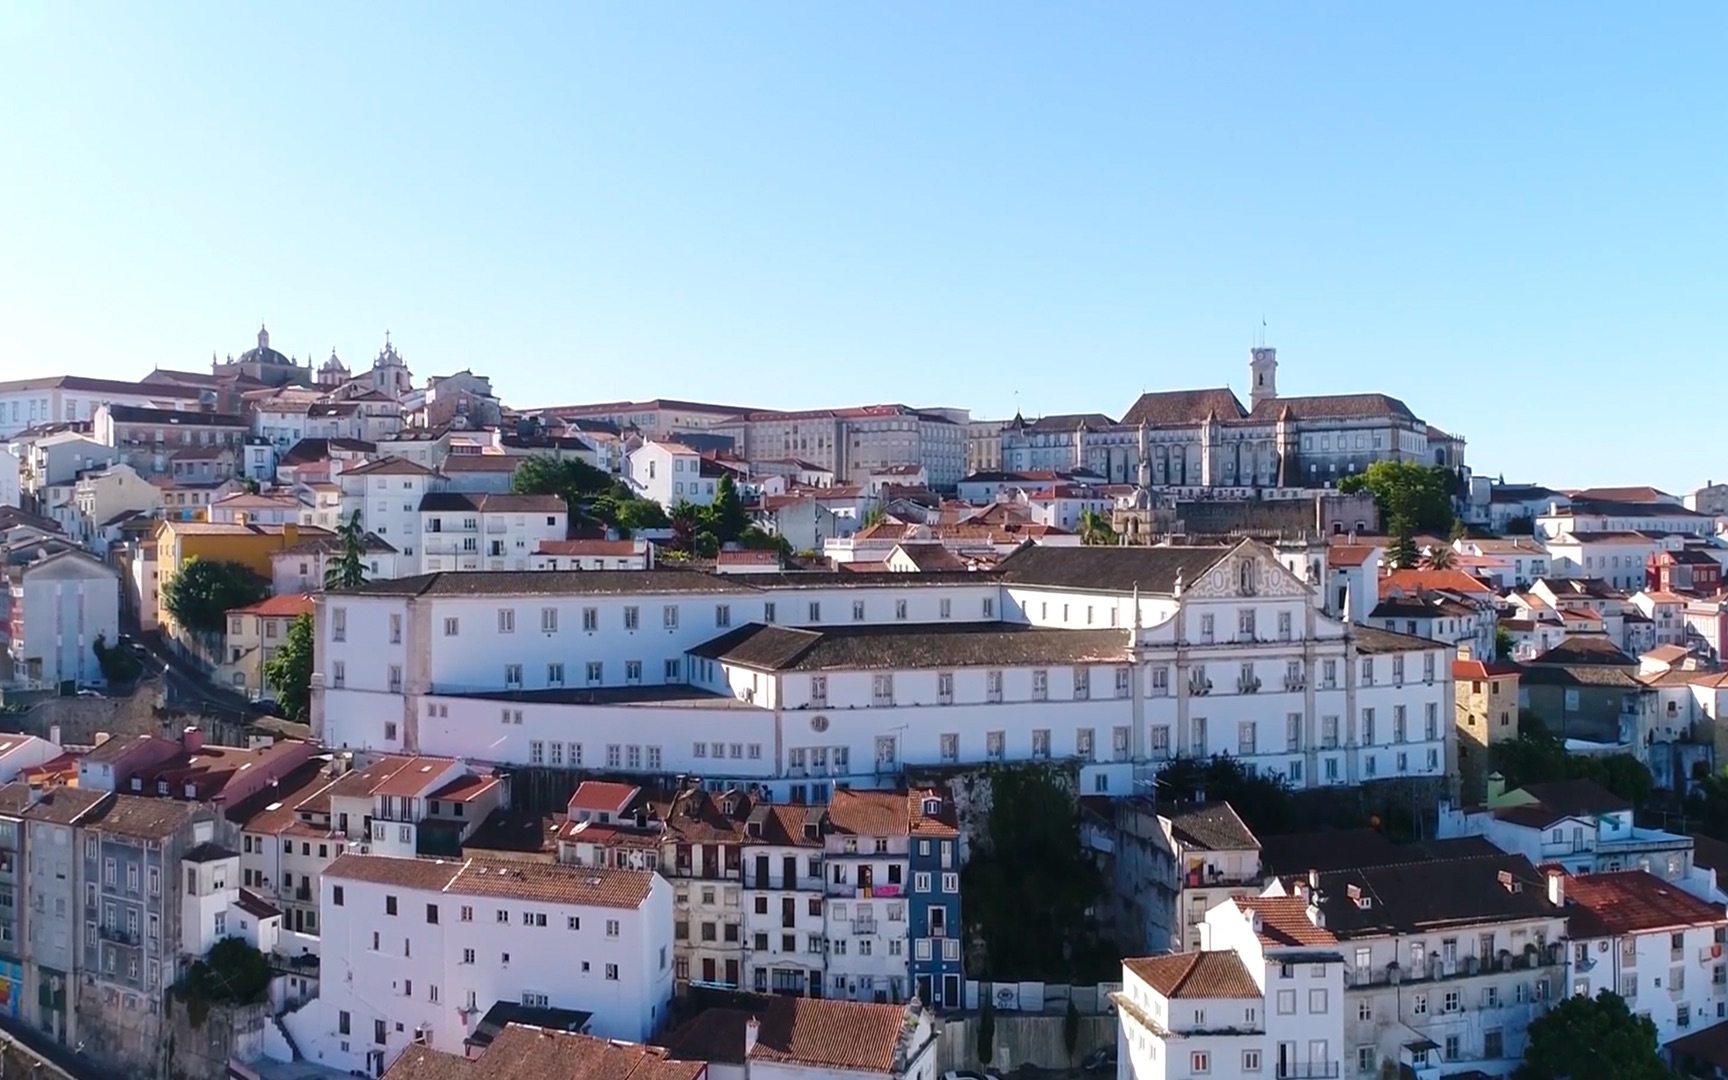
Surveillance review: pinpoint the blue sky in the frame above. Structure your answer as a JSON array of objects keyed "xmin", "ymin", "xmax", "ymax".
[{"xmin": 3, "ymin": 4, "xmax": 1724, "ymax": 489}]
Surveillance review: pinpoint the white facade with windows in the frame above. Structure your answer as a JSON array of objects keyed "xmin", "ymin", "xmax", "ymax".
[
  {"xmin": 629, "ymin": 441, "xmax": 720, "ymax": 509},
  {"xmin": 337, "ymin": 458, "xmax": 440, "ymax": 570},
  {"xmin": 312, "ymin": 544, "xmax": 1453, "ymax": 799},
  {"xmin": 286, "ymin": 855, "xmax": 673, "ymax": 1076},
  {"xmin": 1561, "ymin": 870, "xmax": 1728, "ymax": 1046},
  {"xmin": 418, "ymin": 493, "xmax": 567, "ymax": 574}
]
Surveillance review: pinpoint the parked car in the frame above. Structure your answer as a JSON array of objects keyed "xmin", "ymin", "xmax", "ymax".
[{"xmin": 1082, "ymin": 1047, "xmax": 1117, "ymax": 1073}]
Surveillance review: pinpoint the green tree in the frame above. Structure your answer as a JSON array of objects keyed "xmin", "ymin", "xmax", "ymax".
[
  {"xmin": 1491, "ymin": 717, "xmax": 1653, "ymax": 806},
  {"xmin": 1494, "ymin": 625, "xmax": 1515, "ymax": 661},
  {"xmin": 1337, "ymin": 461, "xmax": 1457, "ymax": 535},
  {"xmin": 324, "ymin": 510, "xmax": 369, "ymax": 590},
  {"xmin": 1385, "ymin": 516, "xmax": 1420, "ymax": 569},
  {"xmin": 263, "ymin": 614, "xmax": 314, "ymax": 720},
  {"xmin": 1423, "ymin": 546, "xmax": 1455, "ymax": 570},
  {"xmin": 162, "ymin": 558, "xmax": 267, "ymax": 636},
  {"xmin": 512, "ymin": 454, "xmax": 617, "ymax": 528},
  {"xmin": 1078, "ymin": 509, "xmax": 1117, "ymax": 546},
  {"xmin": 976, "ymin": 997, "xmax": 996, "ymax": 1067},
  {"xmin": 91, "ymin": 634, "xmax": 141, "ymax": 683},
  {"xmin": 711, "ymin": 474, "xmax": 750, "ymax": 543},
  {"xmin": 1516, "ymin": 990, "xmax": 1666, "ymax": 1080},
  {"xmin": 860, "ymin": 505, "xmax": 887, "ymax": 530},
  {"xmin": 961, "ymin": 765, "xmax": 1110, "ymax": 983},
  {"xmin": 183, "ymin": 937, "xmax": 272, "ymax": 1005}
]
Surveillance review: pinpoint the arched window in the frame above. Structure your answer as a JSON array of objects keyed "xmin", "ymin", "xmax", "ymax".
[{"xmin": 1239, "ymin": 559, "xmax": 1257, "ymax": 596}]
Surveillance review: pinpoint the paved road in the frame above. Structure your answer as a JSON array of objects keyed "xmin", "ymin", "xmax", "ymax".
[{"xmin": 132, "ymin": 633, "xmax": 258, "ymax": 719}]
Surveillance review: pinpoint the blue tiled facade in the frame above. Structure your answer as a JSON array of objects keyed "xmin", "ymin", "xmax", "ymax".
[{"xmin": 907, "ymin": 794, "xmax": 962, "ymax": 1009}]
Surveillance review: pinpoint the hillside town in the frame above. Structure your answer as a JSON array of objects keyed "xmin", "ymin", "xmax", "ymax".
[{"xmin": 5, "ymin": 331, "xmax": 1728, "ymax": 1080}]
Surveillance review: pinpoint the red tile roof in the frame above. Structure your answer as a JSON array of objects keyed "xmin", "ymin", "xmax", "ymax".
[
  {"xmin": 1237, "ymin": 896, "xmax": 1337, "ymax": 948},
  {"xmin": 386, "ymin": 1023, "xmax": 703, "ymax": 1080},
  {"xmin": 1565, "ymin": 870, "xmax": 1727, "ymax": 937},
  {"xmin": 1124, "ymin": 951, "xmax": 1261, "ymax": 999},
  {"xmin": 368, "ymin": 757, "xmax": 460, "ymax": 798},
  {"xmin": 660, "ymin": 996, "xmax": 914, "ymax": 1073},
  {"xmin": 537, "ymin": 540, "xmax": 642, "ymax": 557},
  {"xmin": 228, "ymin": 593, "xmax": 316, "ymax": 619},
  {"xmin": 427, "ymin": 774, "xmax": 502, "ymax": 804},
  {"xmin": 1327, "ymin": 545, "xmax": 1379, "ymax": 568},
  {"xmin": 325, "ymin": 855, "xmax": 656, "ymax": 910},
  {"xmin": 568, "ymin": 781, "xmax": 641, "ymax": 816},
  {"xmin": 1452, "ymin": 659, "xmax": 1520, "ymax": 680}
]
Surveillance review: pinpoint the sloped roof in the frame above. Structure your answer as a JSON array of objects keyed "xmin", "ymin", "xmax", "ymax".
[
  {"xmin": 1565, "ymin": 870, "xmax": 1726, "ymax": 937},
  {"xmin": 1120, "ymin": 388, "xmax": 1246, "ymax": 427},
  {"xmin": 1165, "ymin": 802, "xmax": 1259, "ymax": 852},
  {"xmin": 1123, "ymin": 951, "xmax": 1261, "ymax": 999},
  {"xmin": 690, "ymin": 621, "xmax": 1129, "ymax": 672},
  {"xmin": 996, "ymin": 542, "xmax": 1231, "ymax": 594},
  {"xmin": 659, "ymin": 995, "xmax": 913, "ymax": 1073}
]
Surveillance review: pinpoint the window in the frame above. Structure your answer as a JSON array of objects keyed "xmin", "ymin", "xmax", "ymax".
[
  {"xmin": 505, "ymin": 664, "xmax": 523, "ymax": 687},
  {"xmin": 1073, "ymin": 668, "xmax": 1090, "ymax": 700},
  {"xmin": 332, "ymin": 661, "xmax": 345, "ymax": 688},
  {"xmin": 808, "ymin": 601, "xmax": 821, "ymax": 622},
  {"xmin": 938, "ymin": 673, "xmax": 954, "ymax": 704},
  {"xmin": 385, "ymin": 896, "xmax": 398, "ymax": 916},
  {"xmin": 939, "ymin": 598, "xmax": 952, "ymax": 619},
  {"xmin": 872, "ymin": 674, "xmax": 894, "ymax": 706},
  {"xmin": 548, "ymin": 662, "xmax": 565, "ymax": 686},
  {"xmin": 541, "ymin": 607, "xmax": 558, "ymax": 633},
  {"xmin": 1243, "ymin": 1050, "xmax": 1261, "ymax": 1072},
  {"xmin": 1277, "ymin": 989, "xmax": 1296, "ymax": 1014},
  {"xmin": 1032, "ymin": 669, "xmax": 1048, "ymax": 701},
  {"xmin": 331, "ymin": 608, "xmax": 347, "ymax": 642},
  {"xmin": 498, "ymin": 608, "xmax": 515, "ymax": 633},
  {"xmin": 664, "ymin": 605, "xmax": 679, "ymax": 629},
  {"xmin": 1309, "ymin": 989, "xmax": 1327, "ymax": 1012},
  {"xmin": 853, "ymin": 600, "xmax": 866, "ymax": 622},
  {"xmin": 1412, "ymin": 992, "xmax": 1427, "ymax": 1015},
  {"xmin": 715, "ymin": 604, "xmax": 731, "ymax": 627},
  {"xmin": 333, "ymin": 886, "xmax": 345, "ymax": 906},
  {"xmin": 624, "ymin": 606, "xmax": 640, "ymax": 630},
  {"xmin": 986, "ymin": 670, "xmax": 1003, "ymax": 702},
  {"xmin": 582, "ymin": 607, "xmax": 598, "ymax": 631},
  {"xmin": 586, "ymin": 661, "xmax": 602, "ymax": 684},
  {"xmin": 895, "ymin": 599, "xmax": 908, "ymax": 620},
  {"xmin": 389, "ymin": 614, "xmax": 402, "ymax": 644},
  {"xmin": 1191, "ymin": 1052, "xmax": 1210, "ymax": 1074},
  {"xmin": 605, "ymin": 963, "xmax": 619, "ymax": 980}
]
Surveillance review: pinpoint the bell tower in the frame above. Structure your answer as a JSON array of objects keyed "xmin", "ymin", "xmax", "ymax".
[{"xmin": 1249, "ymin": 346, "xmax": 1278, "ymax": 410}]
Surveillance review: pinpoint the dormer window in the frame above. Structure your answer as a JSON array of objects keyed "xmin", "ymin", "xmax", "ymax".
[{"xmin": 922, "ymin": 798, "xmax": 942, "ymax": 816}]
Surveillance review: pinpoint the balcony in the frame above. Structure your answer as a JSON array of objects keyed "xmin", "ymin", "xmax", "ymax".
[
  {"xmin": 1275, "ymin": 1065, "xmax": 1340, "ymax": 1080},
  {"xmin": 1347, "ymin": 944, "xmax": 1564, "ymax": 987},
  {"xmin": 854, "ymin": 918, "xmax": 878, "ymax": 935},
  {"xmin": 97, "ymin": 926, "xmax": 139, "ymax": 947}
]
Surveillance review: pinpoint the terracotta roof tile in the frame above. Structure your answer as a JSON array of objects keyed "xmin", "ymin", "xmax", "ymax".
[
  {"xmin": 1123, "ymin": 951, "xmax": 1261, "ymax": 999},
  {"xmin": 325, "ymin": 855, "xmax": 656, "ymax": 910},
  {"xmin": 386, "ymin": 1023, "xmax": 702, "ymax": 1080},
  {"xmin": 660, "ymin": 995, "xmax": 914, "ymax": 1073},
  {"xmin": 1565, "ymin": 870, "xmax": 1727, "ymax": 937},
  {"xmin": 228, "ymin": 593, "xmax": 316, "ymax": 619},
  {"xmin": 1237, "ymin": 896, "xmax": 1338, "ymax": 948}
]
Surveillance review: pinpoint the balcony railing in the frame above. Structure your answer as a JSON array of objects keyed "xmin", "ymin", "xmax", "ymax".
[
  {"xmin": 1348, "ymin": 944, "xmax": 1564, "ymax": 987},
  {"xmin": 854, "ymin": 918, "xmax": 878, "ymax": 935},
  {"xmin": 1276, "ymin": 1064, "xmax": 1340, "ymax": 1080},
  {"xmin": 97, "ymin": 925, "xmax": 139, "ymax": 947}
]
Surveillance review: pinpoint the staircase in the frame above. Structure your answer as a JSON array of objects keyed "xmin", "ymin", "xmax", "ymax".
[{"xmin": 268, "ymin": 1013, "xmax": 304, "ymax": 1063}]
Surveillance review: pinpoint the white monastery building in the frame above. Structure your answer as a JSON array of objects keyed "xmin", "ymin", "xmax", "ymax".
[{"xmin": 312, "ymin": 541, "xmax": 1455, "ymax": 800}]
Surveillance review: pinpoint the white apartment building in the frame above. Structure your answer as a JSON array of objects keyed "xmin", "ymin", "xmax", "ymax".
[
  {"xmin": 1438, "ymin": 779, "xmax": 1711, "ymax": 897},
  {"xmin": 1279, "ymin": 848, "xmax": 1570, "ymax": 1078},
  {"xmin": 1116, "ymin": 898, "xmax": 1347, "ymax": 1080},
  {"xmin": 7, "ymin": 549, "xmax": 120, "ymax": 689},
  {"xmin": 1164, "ymin": 803, "xmax": 1264, "ymax": 952},
  {"xmin": 289, "ymin": 855, "xmax": 674, "ymax": 1076},
  {"xmin": 629, "ymin": 441, "xmax": 723, "ymax": 509},
  {"xmin": 338, "ymin": 456, "xmax": 442, "ymax": 569},
  {"xmin": 1452, "ymin": 538, "xmax": 1550, "ymax": 589},
  {"xmin": 1537, "ymin": 503, "xmax": 1719, "ymax": 541},
  {"xmin": 532, "ymin": 539, "xmax": 655, "ymax": 571},
  {"xmin": 1543, "ymin": 532, "xmax": 1669, "ymax": 594},
  {"xmin": 312, "ymin": 542, "xmax": 1454, "ymax": 801},
  {"xmin": 708, "ymin": 405, "xmax": 967, "ymax": 491},
  {"xmin": 269, "ymin": 532, "xmax": 403, "ymax": 595},
  {"xmin": 419, "ymin": 493, "xmax": 567, "ymax": 573},
  {"xmin": 0, "ymin": 376, "xmax": 204, "ymax": 440},
  {"xmin": 1562, "ymin": 870, "xmax": 1728, "ymax": 1044}
]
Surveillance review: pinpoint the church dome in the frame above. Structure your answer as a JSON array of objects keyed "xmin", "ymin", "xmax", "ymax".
[
  {"xmin": 321, "ymin": 348, "xmax": 349, "ymax": 373},
  {"xmin": 238, "ymin": 324, "xmax": 293, "ymax": 368}
]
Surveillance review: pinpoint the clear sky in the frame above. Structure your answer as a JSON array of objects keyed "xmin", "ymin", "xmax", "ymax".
[{"xmin": 3, "ymin": 4, "xmax": 1724, "ymax": 489}]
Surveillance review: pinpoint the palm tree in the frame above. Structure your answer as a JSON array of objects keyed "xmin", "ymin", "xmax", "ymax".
[
  {"xmin": 1078, "ymin": 509, "xmax": 1117, "ymax": 547},
  {"xmin": 1424, "ymin": 546, "xmax": 1456, "ymax": 570},
  {"xmin": 324, "ymin": 510, "xmax": 369, "ymax": 590}
]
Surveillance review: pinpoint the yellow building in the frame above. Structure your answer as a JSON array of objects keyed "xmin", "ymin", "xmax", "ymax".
[
  {"xmin": 1453, "ymin": 657, "xmax": 1521, "ymax": 804},
  {"xmin": 154, "ymin": 519, "xmax": 332, "ymax": 651}
]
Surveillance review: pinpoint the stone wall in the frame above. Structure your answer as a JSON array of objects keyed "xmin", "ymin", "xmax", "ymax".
[
  {"xmin": 1, "ymin": 679, "xmax": 254, "ymax": 749},
  {"xmin": 937, "ymin": 1014, "xmax": 1116, "ymax": 1073},
  {"xmin": 162, "ymin": 997, "xmax": 269, "ymax": 1080}
]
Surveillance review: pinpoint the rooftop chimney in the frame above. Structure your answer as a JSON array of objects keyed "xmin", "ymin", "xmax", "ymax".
[
  {"xmin": 182, "ymin": 726, "xmax": 203, "ymax": 753},
  {"xmin": 1546, "ymin": 869, "xmax": 1565, "ymax": 908},
  {"xmin": 744, "ymin": 1017, "xmax": 760, "ymax": 1056}
]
